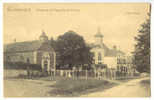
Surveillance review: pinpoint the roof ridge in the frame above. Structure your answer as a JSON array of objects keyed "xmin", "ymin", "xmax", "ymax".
[
  {"xmin": 5, "ymin": 40, "xmax": 39, "ymax": 46},
  {"xmin": 4, "ymin": 40, "xmax": 43, "ymax": 53}
]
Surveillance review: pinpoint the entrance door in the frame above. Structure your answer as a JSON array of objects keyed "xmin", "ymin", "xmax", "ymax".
[
  {"xmin": 42, "ymin": 52, "xmax": 50, "ymax": 73},
  {"xmin": 43, "ymin": 60, "xmax": 48, "ymax": 72}
]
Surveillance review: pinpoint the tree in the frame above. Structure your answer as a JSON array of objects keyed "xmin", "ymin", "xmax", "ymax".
[
  {"xmin": 133, "ymin": 14, "xmax": 150, "ymax": 73},
  {"xmin": 55, "ymin": 30, "xmax": 93, "ymax": 69},
  {"xmin": 50, "ymin": 37, "xmax": 56, "ymax": 49}
]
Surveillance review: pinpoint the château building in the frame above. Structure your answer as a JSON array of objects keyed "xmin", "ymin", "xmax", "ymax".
[
  {"xmin": 4, "ymin": 31, "xmax": 56, "ymax": 72},
  {"xmin": 90, "ymin": 28, "xmax": 126, "ymax": 69}
]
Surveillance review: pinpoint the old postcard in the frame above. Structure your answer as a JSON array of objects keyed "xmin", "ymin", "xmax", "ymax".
[{"xmin": 3, "ymin": 3, "xmax": 151, "ymax": 97}]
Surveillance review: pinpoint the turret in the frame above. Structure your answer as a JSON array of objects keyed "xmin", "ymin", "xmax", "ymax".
[
  {"xmin": 94, "ymin": 27, "xmax": 104, "ymax": 45},
  {"xmin": 39, "ymin": 30, "xmax": 48, "ymax": 43}
]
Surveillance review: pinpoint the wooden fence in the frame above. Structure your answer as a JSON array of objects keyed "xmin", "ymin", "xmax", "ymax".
[{"xmin": 51, "ymin": 69, "xmax": 138, "ymax": 80}]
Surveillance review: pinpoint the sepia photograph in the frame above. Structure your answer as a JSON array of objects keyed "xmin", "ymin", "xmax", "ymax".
[{"xmin": 3, "ymin": 3, "xmax": 151, "ymax": 97}]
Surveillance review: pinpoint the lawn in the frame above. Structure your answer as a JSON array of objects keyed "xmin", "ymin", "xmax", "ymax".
[
  {"xmin": 4, "ymin": 69, "xmax": 27, "ymax": 79},
  {"xmin": 140, "ymin": 78, "xmax": 150, "ymax": 84},
  {"xmin": 48, "ymin": 78, "xmax": 118, "ymax": 97},
  {"xmin": 4, "ymin": 69, "xmax": 118, "ymax": 97}
]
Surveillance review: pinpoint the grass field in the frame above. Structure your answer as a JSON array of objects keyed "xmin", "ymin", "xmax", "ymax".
[
  {"xmin": 4, "ymin": 69, "xmax": 118, "ymax": 97},
  {"xmin": 4, "ymin": 69, "xmax": 27, "ymax": 79},
  {"xmin": 48, "ymin": 78, "xmax": 117, "ymax": 97}
]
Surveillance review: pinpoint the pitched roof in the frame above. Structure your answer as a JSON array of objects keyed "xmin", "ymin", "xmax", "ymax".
[
  {"xmin": 88, "ymin": 43, "xmax": 125, "ymax": 57},
  {"xmin": 105, "ymin": 48, "xmax": 125, "ymax": 57},
  {"xmin": 88, "ymin": 43, "xmax": 110, "ymax": 52},
  {"xmin": 38, "ymin": 42, "xmax": 55, "ymax": 51},
  {"xmin": 4, "ymin": 40, "xmax": 49, "ymax": 53}
]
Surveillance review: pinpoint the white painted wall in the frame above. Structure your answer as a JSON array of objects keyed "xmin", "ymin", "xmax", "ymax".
[
  {"xmin": 104, "ymin": 57, "xmax": 117, "ymax": 69},
  {"xmin": 33, "ymin": 51, "xmax": 37, "ymax": 64},
  {"xmin": 90, "ymin": 47, "xmax": 104, "ymax": 64},
  {"xmin": 95, "ymin": 37, "xmax": 103, "ymax": 45}
]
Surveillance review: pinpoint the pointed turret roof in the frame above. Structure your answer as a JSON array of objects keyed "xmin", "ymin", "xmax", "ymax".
[
  {"xmin": 94, "ymin": 27, "xmax": 104, "ymax": 37},
  {"xmin": 40, "ymin": 30, "xmax": 48, "ymax": 38}
]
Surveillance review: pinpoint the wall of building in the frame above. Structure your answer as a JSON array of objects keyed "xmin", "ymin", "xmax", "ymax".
[
  {"xmin": 95, "ymin": 37, "xmax": 103, "ymax": 45},
  {"xmin": 36, "ymin": 51, "xmax": 43, "ymax": 65},
  {"xmin": 4, "ymin": 51, "xmax": 35, "ymax": 64},
  {"xmin": 104, "ymin": 57, "xmax": 117, "ymax": 69},
  {"xmin": 90, "ymin": 48, "xmax": 104, "ymax": 64},
  {"xmin": 37, "ymin": 50, "xmax": 55, "ymax": 71}
]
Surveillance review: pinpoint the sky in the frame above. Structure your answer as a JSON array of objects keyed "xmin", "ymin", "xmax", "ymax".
[{"xmin": 3, "ymin": 3, "xmax": 150, "ymax": 54}]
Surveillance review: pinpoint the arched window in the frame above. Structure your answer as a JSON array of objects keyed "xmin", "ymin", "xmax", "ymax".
[
  {"xmin": 27, "ymin": 58, "xmax": 30, "ymax": 64},
  {"xmin": 20, "ymin": 55, "xmax": 24, "ymax": 62},
  {"xmin": 117, "ymin": 65, "xmax": 120, "ymax": 70},
  {"xmin": 42, "ymin": 52, "xmax": 50, "ymax": 60},
  {"xmin": 92, "ymin": 53, "xmax": 95, "ymax": 64},
  {"xmin": 98, "ymin": 52, "xmax": 102, "ymax": 62},
  {"xmin": 7, "ymin": 56, "xmax": 10, "ymax": 62}
]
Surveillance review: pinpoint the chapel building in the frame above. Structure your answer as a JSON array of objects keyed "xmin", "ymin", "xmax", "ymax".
[
  {"xmin": 90, "ymin": 28, "xmax": 129, "ymax": 70},
  {"xmin": 4, "ymin": 31, "xmax": 56, "ymax": 72}
]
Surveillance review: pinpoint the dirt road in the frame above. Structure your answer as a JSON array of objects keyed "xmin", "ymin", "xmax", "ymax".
[
  {"xmin": 4, "ymin": 77, "xmax": 150, "ymax": 97},
  {"xmin": 81, "ymin": 77, "xmax": 150, "ymax": 97}
]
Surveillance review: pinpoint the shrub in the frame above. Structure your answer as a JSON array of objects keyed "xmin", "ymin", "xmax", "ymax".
[{"xmin": 4, "ymin": 61, "xmax": 41, "ymax": 70}]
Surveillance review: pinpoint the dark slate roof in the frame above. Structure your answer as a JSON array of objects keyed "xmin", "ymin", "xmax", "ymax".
[
  {"xmin": 105, "ymin": 48, "xmax": 125, "ymax": 57},
  {"xmin": 88, "ymin": 43, "xmax": 125, "ymax": 57},
  {"xmin": 4, "ymin": 40, "xmax": 54, "ymax": 53},
  {"xmin": 38, "ymin": 42, "xmax": 55, "ymax": 51}
]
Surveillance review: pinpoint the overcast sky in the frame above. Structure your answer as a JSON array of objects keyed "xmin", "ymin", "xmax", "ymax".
[{"xmin": 3, "ymin": 3, "xmax": 150, "ymax": 53}]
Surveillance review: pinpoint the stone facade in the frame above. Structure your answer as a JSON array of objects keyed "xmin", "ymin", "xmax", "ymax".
[
  {"xmin": 4, "ymin": 52, "xmax": 35, "ymax": 64},
  {"xmin": 4, "ymin": 31, "xmax": 56, "ymax": 72}
]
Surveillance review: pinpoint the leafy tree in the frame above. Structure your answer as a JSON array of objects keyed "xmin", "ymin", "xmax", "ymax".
[
  {"xmin": 50, "ymin": 37, "xmax": 56, "ymax": 49},
  {"xmin": 134, "ymin": 14, "xmax": 150, "ymax": 73},
  {"xmin": 55, "ymin": 30, "xmax": 93, "ymax": 69}
]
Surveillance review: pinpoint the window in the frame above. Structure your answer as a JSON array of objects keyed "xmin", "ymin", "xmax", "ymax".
[
  {"xmin": 42, "ymin": 52, "xmax": 50, "ymax": 60},
  {"xmin": 98, "ymin": 52, "xmax": 102, "ymax": 61},
  {"xmin": 92, "ymin": 53, "xmax": 95, "ymax": 64},
  {"xmin": 98, "ymin": 62, "xmax": 102, "ymax": 64},
  {"xmin": 27, "ymin": 58, "xmax": 30, "ymax": 64},
  {"xmin": 7, "ymin": 56, "xmax": 10, "ymax": 62},
  {"xmin": 117, "ymin": 58, "xmax": 119, "ymax": 64},
  {"xmin": 92, "ymin": 52, "xmax": 95, "ymax": 58},
  {"xmin": 20, "ymin": 56, "xmax": 24, "ymax": 62},
  {"xmin": 117, "ymin": 65, "xmax": 119, "ymax": 70}
]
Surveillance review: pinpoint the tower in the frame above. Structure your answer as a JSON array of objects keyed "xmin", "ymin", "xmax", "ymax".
[
  {"xmin": 94, "ymin": 27, "xmax": 104, "ymax": 45},
  {"xmin": 39, "ymin": 30, "xmax": 48, "ymax": 43}
]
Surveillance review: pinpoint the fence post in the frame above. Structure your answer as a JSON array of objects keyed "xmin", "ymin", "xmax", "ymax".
[
  {"xmin": 86, "ymin": 69, "xmax": 88, "ymax": 80},
  {"xmin": 73, "ymin": 70, "xmax": 75, "ymax": 80},
  {"xmin": 95, "ymin": 69, "xmax": 97, "ymax": 79}
]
